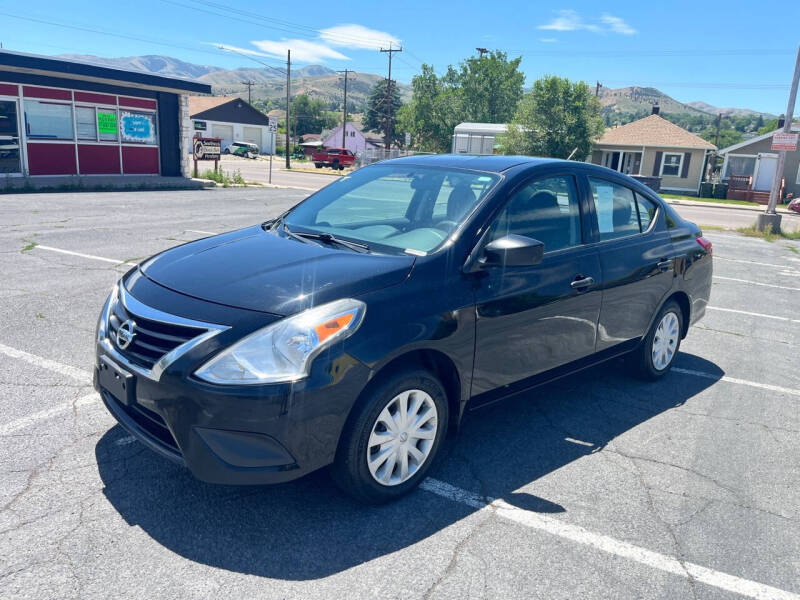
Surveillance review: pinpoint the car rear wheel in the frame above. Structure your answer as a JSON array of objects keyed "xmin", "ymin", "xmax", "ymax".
[
  {"xmin": 332, "ymin": 369, "xmax": 448, "ymax": 504},
  {"xmin": 314, "ymin": 163, "xmax": 323, "ymax": 168},
  {"xmin": 633, "ymin": 300, "xmax": 683, "ymax": 380}
]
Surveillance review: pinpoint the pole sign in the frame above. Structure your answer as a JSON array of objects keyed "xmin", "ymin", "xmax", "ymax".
[
  {"xmin": 194, "ymin": 137, "xmax": 221, "ymax": 160},
  {"xmin": 268, "ymin": 117, "xmax": 278, "ymax": 133},
  {"xmin": 772, "ymin": 132, "xmax": 798, "ymax": 151}
]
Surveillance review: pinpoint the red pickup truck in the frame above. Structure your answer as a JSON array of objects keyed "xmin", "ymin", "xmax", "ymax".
[{"xmin": 311, "ymin": 147, "xmax": 356, "ymax": 170}]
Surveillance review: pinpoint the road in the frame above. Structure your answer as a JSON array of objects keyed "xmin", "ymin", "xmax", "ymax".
[{"xmin": 1, "ymin": 187, "xmax": 798, "ymax": 600}]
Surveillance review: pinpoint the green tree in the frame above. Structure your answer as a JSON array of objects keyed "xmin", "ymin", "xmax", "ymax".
[
  {"xmin": 363, "ymin": 79, "xmax": 403, "ymax": 145},
  {"xmin": 699, "ymin": 126, "xmax": 743, "ymax": 149},
  {"xmin": 400, "ymin": 51, "xmax": 525, "ymax": 152},
  {"xmin": 457, "ymin": 51, "xmax": 525, "ymax": 123},
  {"xmin": 502, "ymin": 75, "xmax": 604, "ymax": 159},
  {"xmin": 290, "ymin": 94, "xmax": 338, "ymax": 136},
  {"xmin": 398, "ymin": 64, "xmax": 462, "ymax": 153},
  {"xmin": 758, "ymin": 118, "xmax": 779, "ymax": 135}
]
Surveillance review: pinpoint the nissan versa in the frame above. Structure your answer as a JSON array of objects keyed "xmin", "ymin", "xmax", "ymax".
[{"xmin": 94, "ymin": 155, "xmax": 712, "ymax": 503}]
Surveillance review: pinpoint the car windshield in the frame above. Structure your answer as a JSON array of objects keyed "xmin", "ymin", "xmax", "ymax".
[{"xmin": 283, "ymin": 165, "xmax": 500, "ymax": 254}]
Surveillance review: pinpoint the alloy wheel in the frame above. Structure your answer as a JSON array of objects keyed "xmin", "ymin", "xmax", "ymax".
[
  {"xmin": 366, "ymin": 389, "xmax": 438, "ymax": 486},
  {"xmin": 652, "ymin": 311, "xmax": 680, "ymax": 371}
]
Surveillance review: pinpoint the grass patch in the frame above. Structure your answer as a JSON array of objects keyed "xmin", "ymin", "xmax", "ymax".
[
  {"xmin": 698, "ymin": 224, "xmax": 726, "ymax": 232},
  {"xmin": 199, "ymin": 168, "xmax": 247, "ymax": 187},
  {"xmin": 21, "ymin": 241, "xmax": 37, "ymax": 253},
  {"xmin": 661, "ymin": 194, "xmax": 761, "ymax": 207},
  {"xmin": 735, "ymin": 223, "xmax": 800, "ymax": 242},
  {"xmin": 36, "ymin": 312, "xmax": 44, "ymax": 319},
  {"xmin": 787, "ymin": 245, "xmax": 799, "ymax": 254}
]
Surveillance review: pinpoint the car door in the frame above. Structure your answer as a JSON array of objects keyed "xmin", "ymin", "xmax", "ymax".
[
  {"xmin": 585, "ymin": 176, "xmax": 676, "ymax": 352},
  {"xmin": 471, "ymin": 173, "xmax": 602, "ymax": 402}
]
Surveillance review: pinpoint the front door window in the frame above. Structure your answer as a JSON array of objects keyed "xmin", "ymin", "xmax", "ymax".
[{"xmin": 0, "ymin": 99, "xmax": 21, "ymax": 174}]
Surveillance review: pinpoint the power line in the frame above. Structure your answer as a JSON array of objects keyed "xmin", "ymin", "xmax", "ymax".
[{"xmin": 380, "ymin": 44, "xmax": 402, "ymax": 150}]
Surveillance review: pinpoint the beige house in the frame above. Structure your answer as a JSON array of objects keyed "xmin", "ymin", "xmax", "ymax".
[{"xmin": 590, "ymin": 112, "xmax": 716, "ymax": 194}]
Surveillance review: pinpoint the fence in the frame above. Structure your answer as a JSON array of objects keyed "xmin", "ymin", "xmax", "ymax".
[{"xmin": 357, "ymin": 148, "xmax": 434, "ymax": 167}]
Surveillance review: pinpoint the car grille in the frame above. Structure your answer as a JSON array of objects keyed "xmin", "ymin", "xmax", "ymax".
[{"xmin": 108, "ymin": 299, "xmax": 207, "ymax": 370}]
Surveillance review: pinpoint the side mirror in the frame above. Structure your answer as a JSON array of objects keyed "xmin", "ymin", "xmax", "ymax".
[{"xmin": 482, "ymin": 234, "xmax": 544, "ymax": 267}]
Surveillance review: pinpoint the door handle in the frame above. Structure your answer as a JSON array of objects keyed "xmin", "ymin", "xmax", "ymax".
[
  {"xmin": 657, "ymin": 259, "xmax": 672, "ymax": 272},
  {"xmin": 570, "ymin": 276, "xmax": 595, "ymax": 289}
]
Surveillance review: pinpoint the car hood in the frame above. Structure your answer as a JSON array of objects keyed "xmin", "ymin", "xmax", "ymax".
[{"xmin": 141, "ymin": 225, "xmax": 415, "ymax": 315}]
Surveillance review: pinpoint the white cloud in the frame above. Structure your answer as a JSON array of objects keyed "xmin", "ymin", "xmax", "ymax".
[
  {"xmin": 251, "ymin": 39, "xmax": 350, "ymax": 62},
  {"xmin": 538, "ymin": 38, "xmax": 558, "ymax": 43},
  {"xmin": 538, "ymin": 10, "xmax": 636, "ymax": 35},
  {"xmin": 600, "ymin": 15, "xmax": 637, "ymax": 35},
  {"xmin": 213, "ymin": 43, "xmax": 273, "ymax": 58},
  {"xmin": 319, "ymin": 24, "xmax": 400, "ymax": 50}
]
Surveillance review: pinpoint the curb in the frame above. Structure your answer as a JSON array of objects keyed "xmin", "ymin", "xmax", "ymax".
[{"xmin": 666, "ymin": 199, "xmax": 792, "ymax": 215}]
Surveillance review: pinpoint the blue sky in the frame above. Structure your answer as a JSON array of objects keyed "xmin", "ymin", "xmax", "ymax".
[{"xmin": 2, "ymin": 0, "xmax": 798, "ymax": 114}]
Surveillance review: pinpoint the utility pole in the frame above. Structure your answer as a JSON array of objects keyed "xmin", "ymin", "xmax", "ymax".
[
  {"xmin": 338, "ymin": 69, "xmax": 351, "ymax": 149},
  {"xmin": 759, "ymin": 45, "xmax": 800, "ymax": 232},
  {"xmin": 476, "ymin": 47, "xmax": 488, "ymax": 58},
  {"xmin": 285, "ymin": 49, "xmax": 291, "ymax": 169},
  {"xmin": 714, "ymin": 113, "xmax": 722, "ymax": 148},
  {"xmin": 241, "ymin": 80, "xmax": 255, "ymax": 104},
  {"xmin": 380, "ymin": 44, "xmax": 402, "ymax": 151},
  {"xmin": 595, "ymin": 81, "xmax": 602, "ymax": 97}
]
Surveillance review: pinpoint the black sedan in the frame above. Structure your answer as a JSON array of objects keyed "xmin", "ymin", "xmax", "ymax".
[{"xmin": 94, "ymin": 155, "xmax": 712, "ymax": 503}]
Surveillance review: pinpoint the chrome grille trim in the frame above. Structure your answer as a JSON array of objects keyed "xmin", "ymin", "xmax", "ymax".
[{"xmin": 100, "ymin": 284, "xmax": 229, "ymax": 381}]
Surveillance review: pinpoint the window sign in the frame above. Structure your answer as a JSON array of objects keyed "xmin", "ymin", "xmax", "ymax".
[
  {"xmin": 120, "ymin": 110, "xmax": 157, "ymax": 144},
  {"xmin": 193, "ymin": 120, "xmax": 207, "ymax": 131},
  {"xmin": 594, "ymin": 184, "xmax": 615, "ymax": 233},
  {"xmin": 98, "ymin": 110, "xmax": 118, "ymax": 140}
]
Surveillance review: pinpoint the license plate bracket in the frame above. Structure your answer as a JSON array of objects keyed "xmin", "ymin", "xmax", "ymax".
[{"xmin": 99, "ymin": 355, "xmax": 135, "ymax": 406}]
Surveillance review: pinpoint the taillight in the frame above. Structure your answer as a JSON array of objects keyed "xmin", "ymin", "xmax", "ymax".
[{"xmin": 696, "ymin": 236, "xmax": 712, "ymax": 255}]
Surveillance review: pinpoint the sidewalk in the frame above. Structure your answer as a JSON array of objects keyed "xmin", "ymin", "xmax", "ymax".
[
  {"xmin": 665, "ymin": 198, "xmax": 793, "ymax": 214},
  {"xmin": 2, "ymin": 174, "xmax": 211, "ymax": 193}
]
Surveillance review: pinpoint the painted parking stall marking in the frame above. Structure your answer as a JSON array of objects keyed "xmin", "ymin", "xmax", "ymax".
[
  {"xmin": 713, "ymin": 275, "xmax": 800, "ymax": 292},
  {"xmin": 706, "ymin": 306, "xmax": 800, "ymax": 324},
  {"xmin": 420, "ymin": 478, "xmax": 800, "ymax": 600},
  {"xmin": 32, "ymin": 245, "xmax": 137, "ymax": 267}
]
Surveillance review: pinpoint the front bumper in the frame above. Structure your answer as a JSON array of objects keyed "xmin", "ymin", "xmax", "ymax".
[{"xmin": 94, "ymin": 275, "xmax": 371, "ymax": 485}]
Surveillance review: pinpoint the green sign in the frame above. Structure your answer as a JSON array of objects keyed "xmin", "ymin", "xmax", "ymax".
[{"xmin": 98, "ymin": 111, "xmax": 117, "ymax": 135}]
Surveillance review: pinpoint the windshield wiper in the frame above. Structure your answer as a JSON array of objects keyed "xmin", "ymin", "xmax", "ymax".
[
  {"xmin": 292, "ymin": 230, "xmax": 370, "ymax": 253},
  {"xmin": 275, "ymin": 218, "xmax": 370, "ymax": 253}
]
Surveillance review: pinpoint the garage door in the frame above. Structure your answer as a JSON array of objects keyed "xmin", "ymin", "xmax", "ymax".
[
  {"xmin": 243, "ymin": 127, "xmax": 262, "ymax": 151},
  {"xmin": 211, "ymin": 124, "xmax": 233, "ymax": 149}
]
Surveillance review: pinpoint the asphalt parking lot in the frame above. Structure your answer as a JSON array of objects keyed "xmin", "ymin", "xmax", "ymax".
[{"xmin": 1, "ymin": 188, "xmax": 799, "ymax": 600}]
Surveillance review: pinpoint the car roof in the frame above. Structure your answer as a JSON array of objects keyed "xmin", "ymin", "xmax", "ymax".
[{"xmin": 379, "ymin": 154, "xmax": 561, "ymax": 173}]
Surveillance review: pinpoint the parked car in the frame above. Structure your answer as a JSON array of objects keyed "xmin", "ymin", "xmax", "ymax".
[
  {"xmin": 311, "ymin": 147, "xmax": 356, "ymax": 170},
  {"xmin": 223, "ymin": 141, "xmax": 259, "ymax": 158},
  {"xmin": 788, "ymin": 196, "xmax": 800, "ymax": 214},
  {"xmin": 94, "ymin": 155, "xmax": 713, "ymax": 503}
]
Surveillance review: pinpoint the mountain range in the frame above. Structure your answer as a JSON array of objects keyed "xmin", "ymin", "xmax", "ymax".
[{"xmin": 56, "ymin": 53, "xmax": 771, "ymax": 118}]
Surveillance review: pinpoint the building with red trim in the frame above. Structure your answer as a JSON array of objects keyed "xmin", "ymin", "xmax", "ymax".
[{"xmin": 0, "ymin": 51, "xmax": 211, "ymax": 179}]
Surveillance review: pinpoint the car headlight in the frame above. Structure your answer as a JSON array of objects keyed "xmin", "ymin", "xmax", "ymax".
[{"xmin": 194, "ymin": 298, "xmax": 366, "ymax": 385}]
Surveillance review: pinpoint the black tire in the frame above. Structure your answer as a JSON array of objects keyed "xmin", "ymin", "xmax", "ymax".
[
  {"xmin": 314, "ymin": 163, "xmax": 323, "ymax": 169},
  {"xmin": 332, "ymin": 368, "xmax": 449, "ymax": 504},
  {"xmin": 632, "ymin": 300, "xmax": 683, "ymax": 380},
  {"xmin": 332, "ymin": 160, "xmax": 339, "ymax": 170},
  {"xmin": 223, "ymin": 148, "xmax": 230, "ymax": 154}
]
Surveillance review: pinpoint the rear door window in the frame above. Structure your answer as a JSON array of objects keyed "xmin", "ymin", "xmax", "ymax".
[
  {"xmin": 588, "ymin": 178, "xmax": 642, "ymax": 241},
  {"xmin": 635, "ymin": 194, "xmax": 658, "ymax": 231}
]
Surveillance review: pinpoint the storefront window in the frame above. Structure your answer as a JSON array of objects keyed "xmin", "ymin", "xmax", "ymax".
[
  {"xmin": 120, "ymin": 110, "xmax": 157, "ymax": 145},
  {"xmin": 98, "ymin": 109, "xmax": 118, "ymax": 141},
  {"xmin": 24, "ymin": 99, "xmax": 74, "ymax": 140},
  {"xmin": 76, "ymin": 106, "xmax": 97, "ymax": 140}
]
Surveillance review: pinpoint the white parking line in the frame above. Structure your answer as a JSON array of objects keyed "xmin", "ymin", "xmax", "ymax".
[
  {"xmin": 420, "ymin": 478, "xmax": 800, "ymax": 600},
  {"xmin": 673, "ymin": 367, "xmax": 800, "ymax": 397},
  {"xmin": 0, "ymin": 342, "xmax": 92, "ymax": 383},
  {"xmin": 0, "ymin": 393, "xmax": 98, "ymax": 436},
  {"xmin": 715, "ymin": 256, "xmax": 798, "ymax": 269},
  {"xmin": 713, "ymin": 276, "xmax": 800, "ymax": 291},
  {"xmin": 33, "ymin": 245, "xmax": 136, "ymax": 267},
  {"xmin": 706, "ymin": 306, "xmax": 800, "ymax": 324},
  {"xmin": 186, "ymin": 229, "xmax": 218, "ymax": 235}
]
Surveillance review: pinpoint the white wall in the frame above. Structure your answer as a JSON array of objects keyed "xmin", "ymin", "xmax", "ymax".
[{"xmin": 192, "ymin": 119, "xmax": 275, "ymax": 154}]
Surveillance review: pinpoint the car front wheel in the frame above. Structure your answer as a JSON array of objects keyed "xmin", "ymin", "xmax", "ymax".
[
  {"xmin": 633, "ymin": 300, "xmax": 683, "ymax": 380},
  {"xmin": 332, "ymin": 369, "xmax": 448, "ymax": 503}
]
